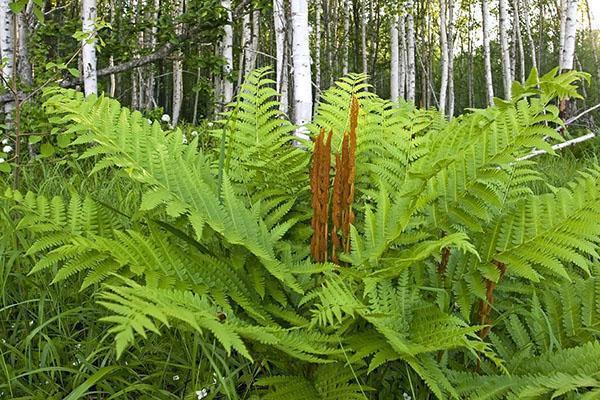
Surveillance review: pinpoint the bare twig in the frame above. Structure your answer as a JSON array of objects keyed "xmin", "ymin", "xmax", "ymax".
[{"xmin": 518, "ymin": 131, "xmax": 596, "ymax": 161}]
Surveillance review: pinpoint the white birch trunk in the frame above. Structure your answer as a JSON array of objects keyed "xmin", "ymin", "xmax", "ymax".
[
  {"xmin": 247, "ymin": 9, "xmax": 260, "ymax": 74},
  {"xmin": 0, "ymin": 0, "xmax": 13, "ymax": 115},
  {"xmin": 361, "ymin": 0, "xmax": 368, "ymax": 76},
  {"xmin": 406, "ymin": 0, "xmax": 415, "ymax": 102},
  {"xmin": 513, "ymin": 0, "xmax": 525, "ymax": 83},
  {"xmin": 499, "ymin": 0, "xmax": 512, "ymax": 99},
  {"xmin": 560, "ymin": 0, "xmax": 578, "ymax": 70},
  {"xmin": 399, "ymin": 12, "xmax": 406, "ymax": 99},
  {"xmin": 274, "ymin": 0, "xmax": 289, "ymax": 112},
  {"xmin": 439, "ymin": 0, "xmax": 448, "ymax": 114},
  {"xmin": 447, "ymin": 0, "xmax": 456, "ymax": 117},
  {"xmin": 81, "ymin": 0, "xmax": 98, "ymax": 96},
  {"xmin": 16, "ymin": 6, "xmax": 31, "ymax": 86},
  {"xmin": 482, "ymin": 0, "xmax": 494, "ymax": 105},
  {"xmin": 145, "ymin": 0, "xmax": 160, "ymax": 107},
  {"xmin": 238, "ymin": 12, "xmax": 251, "ymax": 88},
  {"xmin": 390, "ymin": 15, "xmax": 399, "ymax": 102},
  {"xmin": 342, "ymin": 0, "xmax": 349, "ymax": 75},
  {"xmin": 171, "ymin": 0, "xmax": 184, "ymax": 126},
  {"xmin": 559, "ymin": 0, "xmax": 566, "ymax": 65},
  {"xmin": 221, "ymin": 0, "xmax": 233, "ymax": 105},
  {"xmin": 315, "ymin": 0, "xmax": 321, "ymax": 101},
  {"xmin": 290, "ymin": 0, "xmax": 312, "ymax": 139},
  {"xmin": 521, "ymin": 0, "xmax": 537, "ymax": 71}
]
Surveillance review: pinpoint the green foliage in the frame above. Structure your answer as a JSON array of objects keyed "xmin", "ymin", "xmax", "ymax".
[{"xmin": 4, "ymin": 68, "xmax": 600, "ymax": 399}]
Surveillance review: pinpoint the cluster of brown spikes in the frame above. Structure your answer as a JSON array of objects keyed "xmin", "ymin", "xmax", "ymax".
[
  {"xmin": 310, "ymin": 96, "xmax": 359, "ymax": 264},
  {"xmin": 310, "ymin": 128, "xmax": 333, "ymax": 263}
]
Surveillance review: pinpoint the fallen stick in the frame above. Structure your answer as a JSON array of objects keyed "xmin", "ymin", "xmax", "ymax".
[{"xmin": 518, "ymin": 131, "xmax": 596, "ymax": 161}]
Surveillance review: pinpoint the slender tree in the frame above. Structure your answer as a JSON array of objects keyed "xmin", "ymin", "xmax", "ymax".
[
  {"xmin": 439, "ymin": 0, "xmax": 449, "ymax": 114},
  {"xmin": 482, "ymin": 0, "xmax": 494, "ymax": 104},
  {"xmin": 171, "ymin": 0, "xmax": 184, "ymax": 126},
  {"xmin": 291, "ymin": 0, "xmax": 312, "ymax": 138},
  {"xmin": 406, "ymin": 0, "xmax": 415, "ymax": 102},
  {"xmin": 315, "ymin": 0, "xmax": 322, "ymax": 101},
  {"xmin": 390, "ymin": 14, "xmax": 399, "ymax": 101},
  {"xmin": 82, "ymin": 0, "xmax": 98, "ymax": 96},
  {"xmin": 499, "ymin": 0, "xmax": 512, "ymax": 99},
  {"xmin": 399, "ymin": 11, "xmax": 406, "ymax": 99},
  {"xmin": 220, "ymin": 0, "xmax": 234, "ymax": 106},
  {"xmin": 274, "ymin": 0, "xmax": 288, "ymax": 112},
  {"xmin": 559, "ymin": 0, "xmax": 578, "ymax": 71}
]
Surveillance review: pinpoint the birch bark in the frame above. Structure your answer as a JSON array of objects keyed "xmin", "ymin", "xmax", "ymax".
[
  {"xmin": 290, "ymin": 0, "xmax": 312, "ymax": 139},
  {"xmin": 82, "ymin": 0, "xmax": 98, "ymax": 96},
  {"xmin": 482, "ymin": 0, "xmax": 494, "ymax": 104},
  {"xmin": 499, "ymin": 0, "xmax": 512, "ymax": 99},
  {"xmin": 390, "ymin": 15, "xmax": 399, "ymax": 102}
]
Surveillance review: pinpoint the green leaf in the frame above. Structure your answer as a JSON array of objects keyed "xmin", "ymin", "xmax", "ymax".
[{"xmin": 40, "ymin": 143, "xmax": 55, "ymax": 157}]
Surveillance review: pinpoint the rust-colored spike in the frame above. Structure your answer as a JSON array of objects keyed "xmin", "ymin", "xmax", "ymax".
[
  {"xmin": 478, "ymin": 260, "xmax": 507, "ymax": 339},
  {"xmin": 331, "ymin": 95, "xmax": 360, "ymax": 262},
  {"xmin": 310, "ymin": 129, "xmax": 332, "ymax": 263}
]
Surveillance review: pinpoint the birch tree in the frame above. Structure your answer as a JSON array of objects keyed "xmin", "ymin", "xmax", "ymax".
[
  {"xmin": 482, "ymin": 0, "xmax": 494, "ymax": 105},
  {"xmin": 499, "ymin": 0, "xmax": 512, "ymax": 99},
  {"xmin": 274, "ymin": 0, "xmax": 288, "ymax": 112},
  {"xmin": 390, "ymin": 15, "xmax": 399, "ymax": 101},
  {"xmin": 221, "ymin": 0, "xmax": 233, "ymax": 105},
  {"xmin": 406, "ymin": 0, "xmax": 415, "ymax": 102},
  {"xmin": 361, "ymin": 0, "xmax": 368, "ymax": 76},
  {"xmin": 439, "ymin": 0, "xmax": 449, "ymax": 114},
  {"xmin": 521, "ymin": 0, "xmax": 537, "ymax": 71},
  {"xmin": 399, "ymin": 11, "xmax": 406, "ymax": 99},
  {"xmin": 82, "ymin": 0, "xmax": 98, "ymax": 96},
  {"xmin": 16, "ymin": 6, "xmax": 32, "ymax": 86},
  {"xmin": 315, "ymin": 0, "xmax": 321, "ymax": 101},
  {"xmin": 559, "ymin": 0, "xmax": 578, "ymax": 70},
  {"xmin": 342, "ymin": 0, "xmax": 350, "ymax": 75},
  {"xmin": 291, "ymin": 0, "xmax": 312, "ymax": 139},
  {"xmin": 171, "ymin": 0, "xmax": 184, "ymax": 126}
]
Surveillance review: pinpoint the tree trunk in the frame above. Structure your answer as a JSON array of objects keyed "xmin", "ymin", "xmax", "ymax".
[
  {"xmin": 482, "ymin": 0, "xmax": 494, "ymax": 105},
  {"xmin": 585, "ymin": 0, "xmax": 600, "ymax": 80},
  {"xmin": 521, "ymin": 0, "xmax": 537, "ymax": 71},
  {"xmin": 513, "ymin": 0, "xmax": 525, "ymax": 83},
  {"xmin": 248, "ymin": 9, "xmax": 260, "ymax": 72},
  {"xmin": 361, "ymin": 0, "xmax": 368, "ymax": 77},
  {"xmin": 315, "ymin": 0, "xmax": 321, "ymax": 101},
  {"xmin": 399, "ymin": 12, "xmax": 406, "ymax": 99},
  {"xmin": 342, "ymin": 0, "xmax": 349, "ymax": 75},
  {"xmin": 16, "ymin": 7, "xmax": 32, "ymax": 86},
  {"xmin": 390, "ymin": 15, "xmax": 399, "ymax": 101},
  {"xmin": 447, "ymin": 0, "xmax": 456, "ymax": 117},
  {"xmin": 439, "ymin": 0, "xmax": 448, "ymax": 114},
  {"xmin": 81, "ymin": 0, "xmax": 98, "ymax": 96},
  {"xmin": 171, "ymin": 0, "xmax": 184, "ymax": 126},
  {"xmin": 559, "ymin": 0, "xmax": 577, "ymax": 71},
  {"xmin": 499, "ymin": 0, "xmax": 512, "ymax": 99},
  {"xmin": 405, "ymin": 0, "xmax": 415, "ymax": 102},
  {"xmin": 291, "ymin": 0, "xmax": 312, "ymax": 139},
  {"xmin": 0, "ymin": 0, "xmax": 14, "ymax": 116},
  {"xmin": 238, "ymin": 12, "xmax": 251, "ymax": 88},
  {"xmin": 221, "ymin": 0, "xmax": 234, "ymax": 106}
]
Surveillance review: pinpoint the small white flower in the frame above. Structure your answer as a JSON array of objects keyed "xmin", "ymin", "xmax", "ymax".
[
  {"xmin": 29, "ymin": 320, "xmax": 33, "ymax": 326},
  {"xmin": 75, "ymin": 343, "xmax": 81, "ymax": 349},
  {"xmin": 72, "ymin": 361, "xmax": 78, "ymax": 366},
  {"xmin": 207, "ymin": 122, "xmax": 214, "ymax": 127},
  {"xmin": 0, "ymin": 158, "xmax": 5, "ymax": 164},
  {"xmin": 191, "ymin": 130, "xmax": 198, "ymax": 137},
  {"xmin": 1, "ymin": 339, "xmax": 6, "ymax": 344},
  {"xmin": 1, "ymin": 138, "xmax": 8, "ymax": 144},
  {"xmin": 403, "ymin": 393, "xmax": 412, "ymax": 400},
  {"xmin": 161, "ymin": 114, "xmax": 171, "ymax": 123},
  {"xmin": 2, "ymin": 145, "xmax": 12, "ymax": 153},
  {"xmin": 147, "ymin": 119, "xmax": 152, "ymax": 124},
  {"xmin": 124, "ymin": 361, "xmax": 128, "ymax": 365},
  {"xmin": 182, "ymin": 136, "xmax": 188, "ymax": 144},
  {"xmin": 196, "ymin": 388, "xmax": 209, "ymax": 399},
  {"xmin": 172, "ymin": 375, "xmax": 180, "ymax": 381}
]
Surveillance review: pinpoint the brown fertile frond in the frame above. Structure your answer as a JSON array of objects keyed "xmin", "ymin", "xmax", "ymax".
[
  {"xmin": 332, "ymin": 96, "xmax": 359, "ymax": 263},
  {"xmin": 310, "ymin": 129, "xmax": 332, "ymax": 262}
]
